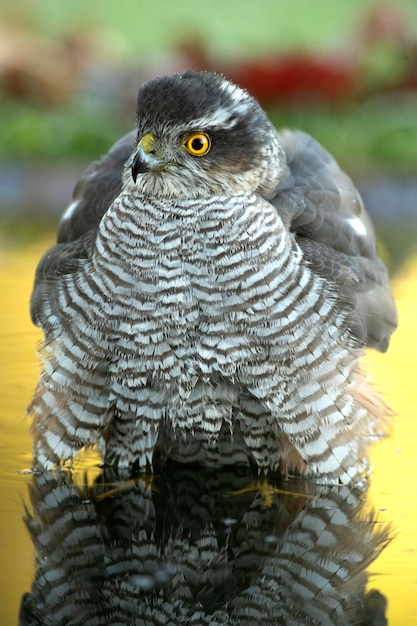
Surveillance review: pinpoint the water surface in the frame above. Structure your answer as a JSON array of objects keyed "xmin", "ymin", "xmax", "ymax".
[{"xmin": 0, "ymin": 238, "xmax": 416, "ymax": 624}]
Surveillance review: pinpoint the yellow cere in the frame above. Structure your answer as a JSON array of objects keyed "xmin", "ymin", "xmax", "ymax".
[{"xmin": 138, "ymin": 132, "xmax": 157, "ymax": 153}]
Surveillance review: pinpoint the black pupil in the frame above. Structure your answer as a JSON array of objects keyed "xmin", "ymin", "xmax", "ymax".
[{"xmin": 191, "ymin": 137, "xmax": 205, "ymax": 151}]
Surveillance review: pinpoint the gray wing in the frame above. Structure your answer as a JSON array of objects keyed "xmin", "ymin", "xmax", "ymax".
[
  {"xmin": 30, "ymin": 131, "xmax": 136, "ymax": 326},
  {"xmin": 269, "ymin": 129, "xmax": 397, "ymax": 352},
  {"xmin": 57, "ymin": 130, "xmax": 136, "ymax": 243},
  {"xmin": 31, "ymin": 126, "xmax": 397, "ymax": 352}
]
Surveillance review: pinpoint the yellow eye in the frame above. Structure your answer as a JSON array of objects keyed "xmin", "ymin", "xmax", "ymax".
[{"xmin": 183, "ymin": 133, "xmax": 211, "ymax": 156}]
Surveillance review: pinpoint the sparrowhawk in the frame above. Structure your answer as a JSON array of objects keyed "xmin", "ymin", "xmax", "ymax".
[
  {"xmin": 29, "ymin": 71, "xmax": 397, "ymax": 483},
  {"xmin": 21, "ymin": 469, "xmax": 389, "ymax": 624}
]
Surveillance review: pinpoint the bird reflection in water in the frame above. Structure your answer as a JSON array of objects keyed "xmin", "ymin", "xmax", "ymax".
[{"xmin": 20, "ymin": 467, "xmax": 389, "ymax": 625}]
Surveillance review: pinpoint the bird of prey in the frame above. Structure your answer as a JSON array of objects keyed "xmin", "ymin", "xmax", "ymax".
[
  {"xmin": 29, "ymin": 70, "xmax": 397, "ymax": 483},
  {"xmin": 20, "ymin": 469, "xmax": 390, "ymax": 625}
]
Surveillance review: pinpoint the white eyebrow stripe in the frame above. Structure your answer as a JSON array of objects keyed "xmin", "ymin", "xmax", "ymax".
[
  {"xmin": 220, "ymin": 79, "xmax": 247, "ymax": 102},
  {"xmin": 190, "ymin": 104, "xmax": 250, "ymax": 129},
  {"xmin": 202, "ymin": 107, "xmax": 238, "ymax": 128},
  {"xmin": 347, "ymin": 216, "xmax": 367, "ymax": 237},
  {"xmin": 185, "ymin": 84, "xmax": 252, "ymax": 131}
]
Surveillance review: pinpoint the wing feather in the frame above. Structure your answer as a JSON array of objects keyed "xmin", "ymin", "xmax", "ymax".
[
  {"xmin": 30, "ymin": 131, "xmax": 135, "ymax": 326},
  {"xmin": 269, "ymin": 129, "xmax": 397, "ymax": 351},
  {"xmin": 31, "ymin": 127, "xmax": 397, "ymax": 351}
]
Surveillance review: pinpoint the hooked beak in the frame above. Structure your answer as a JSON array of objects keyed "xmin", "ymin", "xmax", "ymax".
[{"xmin": 131, "ymin": 132, "xmax": 162, "ymax": 182}]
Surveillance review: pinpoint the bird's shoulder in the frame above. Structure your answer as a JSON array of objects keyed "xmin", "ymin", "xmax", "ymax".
[
  {"xmin": 268, "ymin": 128, "xmax": 397, "ymax": 351},
  {"xmin": 31, "ymin": 126, "xmax": 397, "ymax": 351},
  {"xmin": 30, "ymin": 131, "xmax": 135, "ymax": 325},
  {"xmin": 57, "ymin": 130, "xmax": 136, "ymax": 243}
]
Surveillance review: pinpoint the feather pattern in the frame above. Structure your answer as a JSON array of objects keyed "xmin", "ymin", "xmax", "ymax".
[
  {"xmin": 29, "ymin": 71, "xmax": 397, "ymax": 483},
  {"xmin": 20, "ymin": 469, "xmax": 390, "ymax": 625}
]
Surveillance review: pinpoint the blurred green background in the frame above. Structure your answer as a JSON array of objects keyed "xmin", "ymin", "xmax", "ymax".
[
  {"xmin": 0, "ymin": 3, "xmax": 417, "ymax": 624},
  {"xmin": 1, "ymin": 0, "xmax": 417, "ymax": 167},
  {"xmin": 1, "ymin": 0, "xmax": 416, "ymax": 266}
]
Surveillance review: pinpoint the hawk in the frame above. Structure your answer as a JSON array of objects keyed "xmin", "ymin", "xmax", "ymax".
[
  {"xmin": 21, "ymin": 469, "xmax": 389, "ymax": 625},
  {"xmin": 29, "ymin": 71, "xmax": 397, "ymax": 483}
]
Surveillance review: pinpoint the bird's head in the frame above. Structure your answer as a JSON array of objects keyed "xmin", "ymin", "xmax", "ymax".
[{"xmin": 127, "ymin": 71, "xmax": 287, "ymax": 199}]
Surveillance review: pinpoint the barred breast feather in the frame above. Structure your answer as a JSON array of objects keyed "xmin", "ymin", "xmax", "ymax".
[
  {"xmin": 20, "ymin": 469, "xmax": 390, "ymax": 625},
  {"xmin": 29, "ymin": 71, "xmax": 397, "ymax": 484}
]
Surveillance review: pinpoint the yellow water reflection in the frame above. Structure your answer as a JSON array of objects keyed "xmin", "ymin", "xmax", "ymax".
[
  {"xmin": 0, "ymin": 238, "xmax": 47, "ymax": 626},
  {"xmin": 0, "ymin": 237, "xmax": 416, "ymax": 623},
  {"xmin": 365, "ymin": 254, "xmax": 417, "ymax": 624}
]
